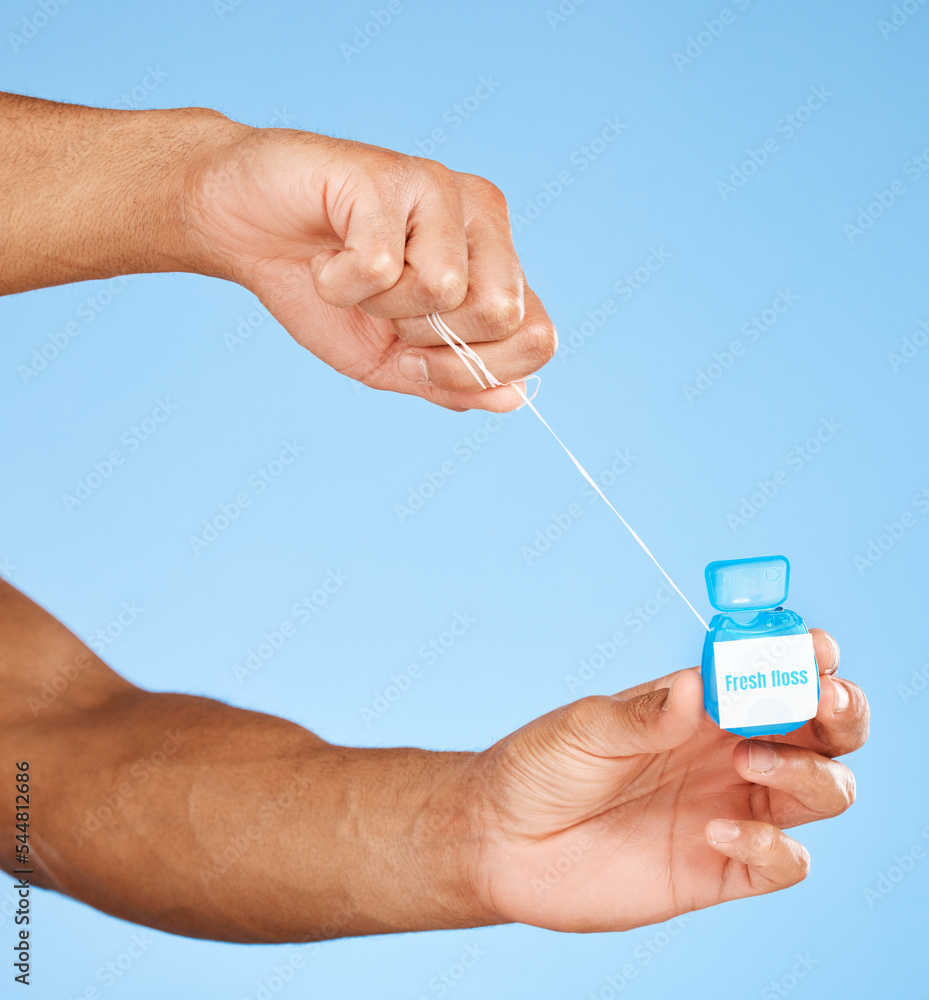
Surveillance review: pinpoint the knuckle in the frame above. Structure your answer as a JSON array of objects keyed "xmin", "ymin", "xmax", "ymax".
[
  {"xmin": 361, "ymin": 250, "xmax": 404, "ymax": 289},
  {"xmin": 428, "ymin": 159, "xmax": 456, "ymax": 184},
  {"xmin": 419, "ymin": 267, "xmax": 468, "ymax": 310},
  {"xmin": 474, "ymin": 291, "xmax": 524, "ymax": 336},
  {"xmin": 408, "ymin": 157, "xmax": 457, "ymax": 194},
  {"xmin": 846, "ymin": 686, "xmax": 870, "ymax": 748},
  {"xmin": 376, "ymin": 148, "xmax": 418, "ymax": 181},
  {"xmin": 837, "ymin": 767, "xmax": 857, "ymax": 812},
  {"xmin": 795, "ymin": 844, "xmax": 812, "ymax": 882},
  {"xmin": 756, "ymin": 823, "xmax": 780, "ymax": 855},
  {"xmin": 524, "ymin": 320, "xmax": 558, "ymax": 367},
  {"xmin": 462, "ymin": 173, "xmax": 508, "ymax": 209}
]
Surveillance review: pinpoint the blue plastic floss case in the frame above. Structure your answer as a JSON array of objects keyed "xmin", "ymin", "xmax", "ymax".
[{"xmin": 701, "ymin": 556, "xmax": 820, "ymax": 737}]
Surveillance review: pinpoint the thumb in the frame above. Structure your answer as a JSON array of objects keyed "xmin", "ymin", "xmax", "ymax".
[
  {"xmin": 550, "ymin": 668, "xmax": 704, "ymax": 760},
  {"xmin": 310, "ymin": 199, "xmax": 406, "ymax": 308}
]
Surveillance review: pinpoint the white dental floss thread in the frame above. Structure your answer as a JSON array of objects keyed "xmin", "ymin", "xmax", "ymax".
[{"xmin": 425, "ymin": 312, "xmax": 710, "ymax": 631}]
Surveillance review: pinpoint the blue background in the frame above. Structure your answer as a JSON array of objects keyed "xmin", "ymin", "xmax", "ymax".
[{"xmin": 2, "ymin": 0, "xmax": 928, "ymax": 997}]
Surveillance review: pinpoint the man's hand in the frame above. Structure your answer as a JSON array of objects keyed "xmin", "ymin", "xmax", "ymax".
[
  {"xmin": 463, "ymin": 628, "xmax": 867, "ymax": 932},
  {"xmin": 0, "ymin": 578, "xmax": 867, "ymax": 942},
  {"xmin": 182, "ymin": 126, "xmax": 556, "ymax": 411},
  {"xmin": 0, "ymin": 94, "xmax": 556, "ymax": 411}
]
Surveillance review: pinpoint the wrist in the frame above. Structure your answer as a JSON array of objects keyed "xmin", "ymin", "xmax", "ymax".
[
  {"xmin": 413, "ymin": 750, "xmax": 502, "ymax": 931},
  {"xmin": 153, "ymin": 107, "xmax": 251, "ymax": 279},
  {"xmin": 329, "ymin": 745, "xmax": 502, "ymax": 935}
]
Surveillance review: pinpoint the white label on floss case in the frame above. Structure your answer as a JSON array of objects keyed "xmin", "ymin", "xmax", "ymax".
[{"xmin": 714, "ymin": 633, "xmax": 817, "ymax": 731}]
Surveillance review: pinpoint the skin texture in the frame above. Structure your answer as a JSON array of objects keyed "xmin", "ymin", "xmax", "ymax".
[{"xmin": 0, "ymin": 93, "xmax": 870, "ymax": 942}]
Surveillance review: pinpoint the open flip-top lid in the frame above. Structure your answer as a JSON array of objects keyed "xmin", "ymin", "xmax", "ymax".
[{"xmin": 705, "ymin": 555, "xmax": 790, "ymax": 612}]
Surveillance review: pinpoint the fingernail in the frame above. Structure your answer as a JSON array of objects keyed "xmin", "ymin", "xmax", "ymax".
[
  {"xmin": 748, "ymin": 741, "xmax": 778, "ymax": 774},
  {"xmin": 708, "ymin": 819, "xmax": 740, "ymax": 844},
  {"xmin": 398, "ymin": 351, "xmax": 428, "ymax": 383},
  {"xmin": 661, "ymin": 681, "xmax": 674, "ymax": 711},
  {"xmin": 832, "ymin": 678, "xmax": 850, "ymax": 714},
  {"xmin": 823, "ymin": 633, "xmax": 840, "ymax": 674}
]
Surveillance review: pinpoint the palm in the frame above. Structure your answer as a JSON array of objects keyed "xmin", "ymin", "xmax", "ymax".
[
  {"xmin": 252, "ymin": 260, "xmax": 401, "ymax": 390},
  {"xmin": 478, "ymin": 683, "xmax": 829, "ymax": 933}
]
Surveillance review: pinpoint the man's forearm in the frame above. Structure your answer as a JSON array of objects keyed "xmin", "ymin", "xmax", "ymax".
[
  {"xmin": 25, "ymin": 695, "xmax": 488, "ymax": 941},
  {"xmin": 0, "ymin": 92, "xmax": 239, "ymax": 295},
  {"xmin": 0, "ymin": 582, "xmax": 492, "ymax": 942}
]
